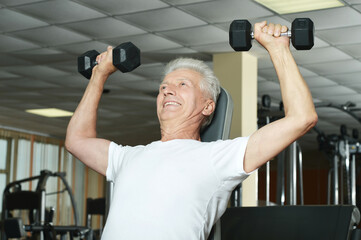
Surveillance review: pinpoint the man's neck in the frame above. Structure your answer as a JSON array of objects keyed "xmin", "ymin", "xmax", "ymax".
[{"xmin": 160, "ymin": 121, "xmax": 201, "ymax": 142}]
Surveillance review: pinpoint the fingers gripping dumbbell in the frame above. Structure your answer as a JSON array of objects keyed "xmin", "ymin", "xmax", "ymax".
[
  {"xmin": 229, "ymin": 18, "xmax": 314, "ymax": 51},
  {"xmin": 78, "ymin": 42, "xmax": 141, "ymax": 79}
]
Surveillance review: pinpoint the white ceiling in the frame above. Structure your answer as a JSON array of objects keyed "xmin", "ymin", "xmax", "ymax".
[{"xmin": 1, "ymin": 0, "xmax": 361, "ymax": 150}]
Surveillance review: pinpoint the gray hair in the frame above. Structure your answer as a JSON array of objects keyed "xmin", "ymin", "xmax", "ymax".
[{"xmin": 162, "ymin": 58, "xmax": 221, "ymax": 128}]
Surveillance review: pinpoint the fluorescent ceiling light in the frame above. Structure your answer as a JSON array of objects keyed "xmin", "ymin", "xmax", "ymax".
[
  {"xmin": 26, "ymin": 108, "xmax": 73, "ymax": 117},
  {"xmin": 254, "ymin": 0, "xmax": 344, "ymax": 14}
]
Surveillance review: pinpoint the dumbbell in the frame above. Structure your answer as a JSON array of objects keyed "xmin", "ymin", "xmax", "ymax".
[
  {"xmin": 78, "ymin": 42, "xmax": 141, "ymax": 79},
  {"xmin": 229, "ymin": 18, "xmax": 314, "ymax": 51}
]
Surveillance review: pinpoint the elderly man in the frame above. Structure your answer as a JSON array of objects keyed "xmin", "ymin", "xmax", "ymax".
[{"xmin": 65, "ymin": 21, "xmax": 317, "ymax": 240}]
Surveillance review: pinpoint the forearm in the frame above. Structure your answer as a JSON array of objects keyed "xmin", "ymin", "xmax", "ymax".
[
  {"xmin": 269, "ymin": 47, "xmax": 317, "ymax": 131},
  {"xmin": 66, "ymin": 71, "xmax": 107, "ymax": 143}
]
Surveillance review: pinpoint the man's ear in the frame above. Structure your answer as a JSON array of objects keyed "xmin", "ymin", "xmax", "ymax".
[{"xmin": 202, "ymin": 100, "xmax": 215, "ymax": 117}]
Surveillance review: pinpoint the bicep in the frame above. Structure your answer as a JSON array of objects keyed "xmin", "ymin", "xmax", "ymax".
[
  {"xmin": 66, "ymin": 138, "xmax": 111, "ymax": 176},
  {"xmin": 244, "ymin": 117, "xmax": 303, "ymax": 173}
]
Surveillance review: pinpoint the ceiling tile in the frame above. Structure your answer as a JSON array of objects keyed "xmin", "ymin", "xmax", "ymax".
[
  {"xmin": 191, "ymin": 42, "xmax": 233, "ymax": 53},
  {"xmin": 317, "ymin": 25, "xmax": 361, "ymax": 45},
  {"xmin": 105, "ymin": 34, "xmax": 182, "ymax": 52},
  {"xmin": 47, "ymin": 60, "xmax": 78, "ymax": 75},
  {"xmin": 338, "ymin": 43, "xmax": 361, "ymax": 58},
  {"xmin": 304, "ymin": 59, "xmax": 361, "ymax": 75},
  {"xmin": 63, "ymin": 17, "xmax": 146, "ymax": 39},
  {"xmin": 311, "ymin": 85, "xmax": 357, "ymax": 97},
  {"xmin": 132, "ymin": 63, "xmax": 165, "ymax": 80},
  {"xmin": 41, "ymin": 75, "xmax": 89, "ymax": 88},
  {"xmin": 259, "ymin": 65, "xmax": 318, "ymax": 81},
  {"xmin": 76, "ymin": 0, "xmax": 168, "ymax": 15},
  {"xmin": 100, "ymin": 71, "xmax": 144, "ymax": 86},
  {"xmin": 55, "ymin": 41, "xmax": 110, "ymax": 55},
  {"xmin": 354, "ymin": 4, "xmax": 361, "ymax": 10},
  {"xmin": 0, "ymin": 9, "xmax": 48, "ymax": 32},
  {"xmin": 345, "ymin": 0, "xmax": 361, "ymax": 4},
  {"xmin": 160, "ymin": 25, "xmax": 227, "ymax": 46},
  {"xmin": 14, "ymin": 0, "xmax": 106, "ymax": 24},
  {"xmin": 292, "ymin": 47, "xmax": 352, "ymax": 64},
  {"xmin": 0, "ymin": 54, "xmax": 32, "ymax": 67},
  {"xmin": 312, "ymin": 37, "xmax": 331, "ymax": 49},
  {"xmin": 117, "ymin": 79, "xmax": 160, "ymax": 92},
  {"xmin": 327, "ymin": 72, "xmax": 361, "ymax": 85},
  {"xmin": 0, "ymin": 71, "xmax": 19, "ymax": 78},
  {"xmin": 104, "ymin": 73, "xmax": 147, "ymax": 88},
  {"xmin": 304, "ymin": 76, "xmax": 338, "ymax": 88},
  {"xmin": 179, "ymin": 0, "xmax": 272, "ymax": 23},
  {"xmin": 1, "ymin": 90, "xmax": 42, "ymax": 97},
  {"xmin": 318, "ymin": 93, "xmax": 361, "ymax": 105},
  {"xmin": 10, "ymin": 48, "xmax": 74, "ymax": 64},
  {"xmin": 9, "ymin": 26, "xmax": 91, "ymax": 46},
  {"xmin": 142, "ymin": 48, "xmax": 211, "ymax": 63},
  {"xmin": 4, "ymin": 65, "xmax": 69, "ymax": 78},
  {"xmin": 298, "ymin": 67, "xmax": 320, "ymax": 77},
  {"xmin": 1, "ymin": 78, "xmax": 59, "ymax": 88},
  {"xmin": 343, "ymin": 83, "xmax": 361, "ymax": 92},
  {"xmin": 163, "ymin": 0, "xmax": 214, "ymax": 5},
  {"xmin": 284, "ymin": 7, "xmax": 361, "ymax": 30},
  {"xmin": 154, "ymin": 47, "xmax": 198, "ymax": 54},
  {"xmin": 119, "ymin": 7, "xmax": 206, "ymax": 32},
  {"xmin": 0, "ymin": 35, "xmax": 40, "ymax": 52},
  {"xmin": 38, "ymin": 87, "xmax": 84, "ymax": 98},
  {"xmin": 0, "ymin": 0, "xmax": 45, "ymax": 7}
]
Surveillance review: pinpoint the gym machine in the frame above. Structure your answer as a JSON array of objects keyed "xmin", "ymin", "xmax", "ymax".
[
  {"xmin": 1, "ymin": 170, "xmax": 90, "ymax": 240},
  {"xmin": 257, "ymin": 96, "xmax": 304, "ymax": 206},
  {"xmin": 317, "ymin": 125, "xmax": 360, "ymax": 206},
  {"xmin": 315, "ymin": 102, "xmax": 361, "ymax": 206}
]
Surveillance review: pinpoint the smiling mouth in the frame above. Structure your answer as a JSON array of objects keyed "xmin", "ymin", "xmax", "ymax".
[{"xmin": 164, "ymin": 101, "xmax": 180, "ymax": 107}]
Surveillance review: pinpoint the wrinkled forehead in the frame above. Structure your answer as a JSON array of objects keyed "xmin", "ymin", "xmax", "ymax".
[{"xmin": 161, "ymin": 68, "xmax": 204, "ymax": 85}]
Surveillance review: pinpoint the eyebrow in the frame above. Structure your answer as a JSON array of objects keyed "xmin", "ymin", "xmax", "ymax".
[{"xmin": 161, "ymin": 78, "xmax": 192, "ymax": 85}]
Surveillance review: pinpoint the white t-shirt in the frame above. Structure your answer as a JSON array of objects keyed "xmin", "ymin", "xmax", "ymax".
[{"xmin": 102, "ymin": 137, "xmax": 250, "ymax": 240}]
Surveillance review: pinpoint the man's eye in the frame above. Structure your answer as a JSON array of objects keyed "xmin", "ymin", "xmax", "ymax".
[{"xmin": 181, "ymin": 82, "xmax": 186, "ymax": 86}]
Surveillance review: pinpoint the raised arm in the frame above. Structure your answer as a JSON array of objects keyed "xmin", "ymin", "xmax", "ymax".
[
  {"xmin": 243, "ymin": 21, "xmax": 318, "ymax": 173},
  {"xmin": 65, "ymin": 46, "xmax": 116, "ymax": 176}
]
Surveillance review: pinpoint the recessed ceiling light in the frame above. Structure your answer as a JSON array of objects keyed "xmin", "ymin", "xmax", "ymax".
[
  {"xmin": 26, "ymin": 108, "xmax": 73, "ymax": 118},
  {"xmin": 253, "ymin": 0, "xmax": 344, "ymax": 14}
]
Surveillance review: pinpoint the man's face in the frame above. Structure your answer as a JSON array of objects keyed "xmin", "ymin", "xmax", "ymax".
[{"xmin": 157, "ymin": 68, "xmax": 213, "ymax": 126}]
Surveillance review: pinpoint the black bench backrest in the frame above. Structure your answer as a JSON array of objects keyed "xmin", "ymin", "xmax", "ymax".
[{"xmin": 220, "ymin": 206, "xmax": 360, "ymax": 240}]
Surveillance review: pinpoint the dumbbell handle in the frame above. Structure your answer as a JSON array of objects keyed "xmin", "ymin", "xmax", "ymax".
[{"xmin": 250, "ymin": 30, "xmax": 291, "ymax": 39}]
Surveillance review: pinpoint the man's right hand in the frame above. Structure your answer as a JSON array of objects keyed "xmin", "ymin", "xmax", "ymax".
[{"xmin": 92, "ymin": 46, "xmax": 118, "ymax": 82}]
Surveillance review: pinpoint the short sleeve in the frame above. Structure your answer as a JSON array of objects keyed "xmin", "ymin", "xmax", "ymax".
[
  {"xmin": 106, "ymin": 141, "xmax": 125, "ymax": 182},
  {"xmin": 210, "ymin": 136, "xmax": 255, "ymax": 184}
]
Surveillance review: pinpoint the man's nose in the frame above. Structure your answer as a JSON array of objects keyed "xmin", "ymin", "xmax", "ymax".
[{"xmin": 163, "ymin": 85, "xmax": 176, "ymax": 96}]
